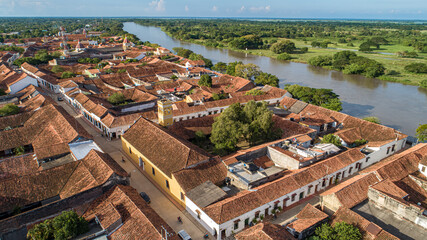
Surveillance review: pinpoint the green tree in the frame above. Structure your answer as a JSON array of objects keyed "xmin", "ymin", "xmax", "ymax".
[
  {"xmin": 420, "ymin": 80, "xmax": 427, "ymax": 89},
  {"xmin": 0, "ymin": 103, "xmax": 20, "ymax": 116},
  {"xmin": 51, "ymin": 65, "xmax": 64, "ymax": 73},
  {"xmin": 359, "ymin": 42, "xmax": 372, "ymax": 52},
  {"xmin": 212, "ymin": 62, "xmax": 227, "ymax": 73},
  {"xmin": 363, "ymin": 116, "xmax": 381, "ymax": 124},
  {"xmin": 321, "ymin": 134, "xmax": 342, "ymax": 147},
  {"xmin": 226, "ymin": 61, "xmax": 242, "ymax": 76},
  {"xmin": 212, "ymin": 92, "xmax": 227, "ymax": 100},
  {"xmin": 107, "ymin": 92, "xmax": 126, "ymax": 105},
  {"xmin": 173, "ymin": 47, "xmax": 194, "ymax": 58},
  {"xmin": 270, "ymin": 40, "xmax": 296, "ymax": 54},
  {"xmin": 61, "ymin": 71, "xmax": 75, "ymax": 79},
  {"xmin": 245, "ymin": 89, "xmax": 266, "ymax": 96},
  {"xmin": 235, "ymin": 63, "xmax": 260, "ymax": 80},
  {"xmin": 285, "ymin": 84, "xmax": 342, "ymax": 111},
  {"xmin": 404, "ymin": 63, "xmax": 427, "ymax": 74},
  {"xmin": 308, "ymin": 56, "xmax": 333, "ymax": 67},
  {"xmin": 210, "ymin": 101, "xmax": 281, "ymax": 154},
  {"xmin": 315, "ymin": 223, "xmax": 335, "ymax": 240},
  {"xmin": 0, "ymin": 89, "xmax": 6, "ymax": 96},
  {"xmin": 255, "ymin": 72, "xmax": 279, "ymax": 87},
  {"xmin": 334, "ymin": 222, "xmax": 363, "ymax": 240},
  {"xmin": 52, "ymin": 211, "xmax": 89, "ymax": 240},
  {"xmin": 198, "ymin": 75, "xmax": 213, "ymax": 87},
  {"xmin": 27, "ymin": 219, "xmax": 54, "ymax": 240},
  {"xmin": 276, "ymin": 53, "xmax": 292, "ymax": 60},
  {"xmin": 14, "ymin": 146, "xmax": 25, "ymax": 156},
  {"xmin": 416, "ymin": 124, "xmax": 427, "ymax": 142}
]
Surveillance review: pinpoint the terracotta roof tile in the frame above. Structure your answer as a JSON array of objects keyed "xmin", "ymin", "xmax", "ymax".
[
  {"xmin": 83, "ymin": 185, "xmax": 178, "ymax": 240},
  {"xmin": 123, "ymin": 118, "xmax": 211, "ymax": 177},
  {"xmin": 235, "ymin": 222, "xmax": 296, "ymax": 240},
  {"xmin": 320, "ymin": 173, "xmax": 380, "ymax": 209},
  {"xmin": 287, "ymin": 204, "xmax": 328, "ymax": 232},
  {"xmin": 332, "ymin": 208, "xmax": 399, "ymax": 240}
]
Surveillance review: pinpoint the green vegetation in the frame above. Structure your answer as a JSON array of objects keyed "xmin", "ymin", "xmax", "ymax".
[
  {"xmin": 420, "ymin": 80, "xmax": 427, "ymax": 89},
  {"xmin": 172, "ymin": 47, "xmax": 213, "ymax": 68},
  {"xmin": 309, "ymin": 51, "xmax": 385, "ymax": 78},
  {"xmin": 285, "ymin": 84, "xmax": 342, "ymax": 111},
  {"xmin": 27, "ymin": 210, "xmax": 89, "ymax": 240},
  {"xmin": 212, "ymin": 92, "xmax": 227, "ymax": 100},
  {"xmin": 363, "ymin": 116, "xmax": 381, "ymax": 124},
  {"xmin": 61, "ymin": 71, "xmax": 75, "ymax": 79},
  {"xmin": 51, "ymin": 65, "xmax": 64, "ymax": 73},
  {"xmin": 353, "ymin": 139, "xmax": 368, "ymax": 147},
  {"xmin": 135, "ymin": 19, "xmax": 427, "ymax": 86},
  {"xmin": 255, "ymin": 72, "xmax": 279, "ymax": 87},
  {"xmin": 13, "ymin": 49, "xmax": 61, "ymax": 66},
  {"xmin": 270, "ymin": 40, "xmax": 296, "ymax": 54},
  {"xmin": 416, "ymin": 124, "xmax": 427, "ymax": 142},
  {"xmin": 13, "ymin": 146, "xmax": 25, "ymax": 156},
  {"xmin": 0, "ymin": 89, "xmax": 6, "ymax": 96},
  {"xmin": 210, "ymin": 101, "xmax": 281, "ymax": 154},
  {"xmin": 404, "ymin": 63, "xmax": 427, "ymax": 73},
  {"xmin": 212, "ymin": 62, "xmax": 227, "ymax": 73},
  {"xmin": 0, "ymin": 45, "xmax": 25, "ymax": 54},
  {"xmin": 78, "ymin": 57, "xmax": 101, "ymax": 64},
  {"xmin": 312, "ymin": 222, "xmax": 362, "ymax": 240},
  {"xmin": 276, "ymin": 53, "xmax": 292, "ymax": 60},
  {"xmin": 245, "ymin": 89, "xmax": 266, "ymax": 96},
  {"xmin": 198, "ymin": 75, "xmax": 212, "ymax": 87},
  {"xmin": 107, "ymin": 92, "xmax": 126, "ymax": 105},
  {"xmin": 321, "ymin": 134, "xmax": 342, "ymax": 147},
  {"xmin": 0, "ymin": 103, "xmax": 20, "ymax": 116}
]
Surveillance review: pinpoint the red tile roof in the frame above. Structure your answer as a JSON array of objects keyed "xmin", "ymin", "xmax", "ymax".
[
  {"xmin": 332, "ymin": 208, "xmax": 399, "ymax": 240},
  {"xmin": 320, "ymin": 173, "xmax": 380, "ymax": 209},
  {"xmin": 123, "ymin": 117, "xmax": 211, "ymax": 177},
  {"xmin": 287, "ymin": 204, "xmax": 328, "ymax": 232},
  {"xmin": 83, "ymin": 185, "xmax": 178, "ymax": 240},
  {"xmin": 235, "ymin": 222, "xmax": 296, "ymax": 240}
]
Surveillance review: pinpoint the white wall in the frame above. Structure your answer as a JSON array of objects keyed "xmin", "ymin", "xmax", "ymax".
[{"xmin": 8, "ymin": 75, "xmax": 38, "ymax": 94}]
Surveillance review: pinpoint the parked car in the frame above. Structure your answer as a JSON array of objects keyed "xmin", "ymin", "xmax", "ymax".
[
  {"xmin": 139, "ymin": 192, "xmax": 150, "ymax": 204},
  {"xmin": 57, "ymin": 96, "xmax": 63, "ymax": 101},
  {"xmin": 178, "ymin": 230, "xmax": 192, "ymax": 240}
]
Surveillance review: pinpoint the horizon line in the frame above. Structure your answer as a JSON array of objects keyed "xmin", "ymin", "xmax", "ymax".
[{"xmin": 0, "ymin": 16, "xmax": 426, "ymax": 22}]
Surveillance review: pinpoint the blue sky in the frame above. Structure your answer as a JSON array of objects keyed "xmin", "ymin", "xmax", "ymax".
[{"xmin": 0, "ymin": 0, "xmax": 426, "ymax": 20}]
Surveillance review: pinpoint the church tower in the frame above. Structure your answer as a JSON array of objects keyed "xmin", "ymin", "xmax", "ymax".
[
  {"xmin": 123, "ymin": 36, "xmax": 129, "ymax": 51},
  {"xmin": 158, "ymin": 99, "xmax": 173, "ymax": 127}
]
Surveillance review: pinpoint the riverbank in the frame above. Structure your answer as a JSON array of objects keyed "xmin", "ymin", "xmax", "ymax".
[{"xmin": 157, "ymin": 26, "xmax": 426, "ymax": 87}]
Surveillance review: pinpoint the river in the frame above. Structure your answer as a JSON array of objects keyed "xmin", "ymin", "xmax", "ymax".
[{"xmin": 123, "ymin": 22, "xmax": 427, "ymax": 136}]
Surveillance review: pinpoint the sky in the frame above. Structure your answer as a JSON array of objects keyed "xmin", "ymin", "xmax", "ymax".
[{"xmin": 0, "ymin": 0, "xmax": 426, "ymax": 20}]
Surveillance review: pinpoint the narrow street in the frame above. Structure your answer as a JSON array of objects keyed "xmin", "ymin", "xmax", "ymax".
[{"xmin": 52, "ymin": 95, "xmax": 211, "ymax": 239}]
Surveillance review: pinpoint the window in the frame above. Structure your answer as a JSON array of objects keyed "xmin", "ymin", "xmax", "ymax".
[
  {"xmin": 422, "ymin": 166, "xmax": 426, "ymax": 172},
  {"xmin": 244, "ymin": 218, "xmax": 249, "ymax": 226},
  {"xmin": 349, "ymin": 167, "xmax": 353, "ymax": 174},
  {"xmin": 299, "ymin": 192, "xmax": 304, "ymax": 200},
  {"xmin": 307, "ymin": 185, "xmax": 313, "ymax": 194},
  {"xmin": 291, "ymin": 193, "xmax": 297, "ymax": 201},
  {"xmin": 255, "ymin": 211, "xmax": 260, "ymax": 218},
  {"xmin": 152, "ymin": 167, "xmax": 156, "ymax": 176},
  {"xmin": 387, "ymin": 147, "xmax": 391, "ymax": 154},
  {"xmin": 181, "ymin": 192, "xmax": 185, "ymax": 200},
  {"xmin": 234, "ymin": 221, "xmax": 239, "ymax": 230},
  {"xmin": 166, "ymin": 180, "xmax": 170, "ymax": 189},
  {"xmin": 392, "ymin": 144, "xmax": 396, "ymax": 152},
  {"xmin": 365, "ymin": 157, "xmax": 370, "ymax": 163},
  {"xmin": 196, "ymin": 210, "xmax": 201, "ymax": 219},
  {"xmin": 322, "ymin": 178, "xmax": 326, "ymax": 187},
  {"xmin": 129, "ymin": 147, "xmax": 132, "ymax": 154}
]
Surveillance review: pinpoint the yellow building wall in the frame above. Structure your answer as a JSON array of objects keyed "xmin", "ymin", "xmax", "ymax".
[{"xmin": 121, "ymin": 137, "xmax": 186, "ymax": 207}]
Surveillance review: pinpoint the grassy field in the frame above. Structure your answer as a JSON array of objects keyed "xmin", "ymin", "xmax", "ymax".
[{"xmin": 193, "ymin": 38, "xmax": 427, "ymax": 86}]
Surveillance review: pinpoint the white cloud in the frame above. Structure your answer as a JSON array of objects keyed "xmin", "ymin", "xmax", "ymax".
[
  {"xmin": 149, "ymin": 0, "xmax": 165, "ymax": 12},
  {"xmin": 212, "ymin": 6, "xmax": 218, "ymax": 12},
  {"xmin": 185, "ymin": 5, "xmax": 189, "ymax": 12},
  {"xmin": 238, "ymin": 5, "xmax": 245, "ymax": 13},
  {"xmin": 249, "ymin": 5, "xmax": 271, "ymax": 12}
]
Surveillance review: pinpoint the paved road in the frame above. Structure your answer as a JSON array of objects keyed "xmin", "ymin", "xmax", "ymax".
[{"xmin": 53, "ymin": 96, "xmax": 210, "ymax": 239}]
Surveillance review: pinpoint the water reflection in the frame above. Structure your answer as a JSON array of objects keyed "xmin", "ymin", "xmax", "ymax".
[{"xmin": 123, "ymin": 22, "xmax": 427, "ymax": 135}]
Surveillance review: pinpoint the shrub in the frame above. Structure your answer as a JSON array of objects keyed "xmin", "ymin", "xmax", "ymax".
[
  {"xmin": 107, "ymin": 92, "xmax": 126, "ymax": 105},
  {"xmin": 363, "ymin": 116, "xmax": 381, "ymax": 124},
  {"xmin": 198, "ymin": 75, "xmax": 212, "ymax": 87},
  {"xmin": 51, "ymin": 65, "xmax": 64, "ymax": 73},
  {"xmin": 404, "ymin": 63, "xmax": 427, "ymax": 74},
  {"xmin": 0, "ymin": 104, "xmax": 20, "ymax": 116},
  {"xmin": 321, "ymin": 134, "xmax": 342, "ymax": 147},
  {"xmin": 61, "ymin": 71, "xmax": 75, "ymax": 79},
  {"xmin": 420, "ymin": 80, "xmax": 427, "ymax": 89},
  {"xmin": 308, "ymin": 55, "xmax": 333, "ymax": 67},
  {"xmin": 277, "ymin": 53, "xmax": 292, "ymax": 60},
  {"xmin": 14, "ymin": 146, "xmax": 25, "ymax": 156},
  {"xmin": 270, "ymin": 40, "xmax": 296, "ymax": 54}
]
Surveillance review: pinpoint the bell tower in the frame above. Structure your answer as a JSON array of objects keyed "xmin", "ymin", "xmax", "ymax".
[
  {"xmin": 158, "ymin": 99, "xmax": 173, "ymax": 127},
  {"xmin": 123, "ymin": 36, "xmax": 129, "ymax": 51}
]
